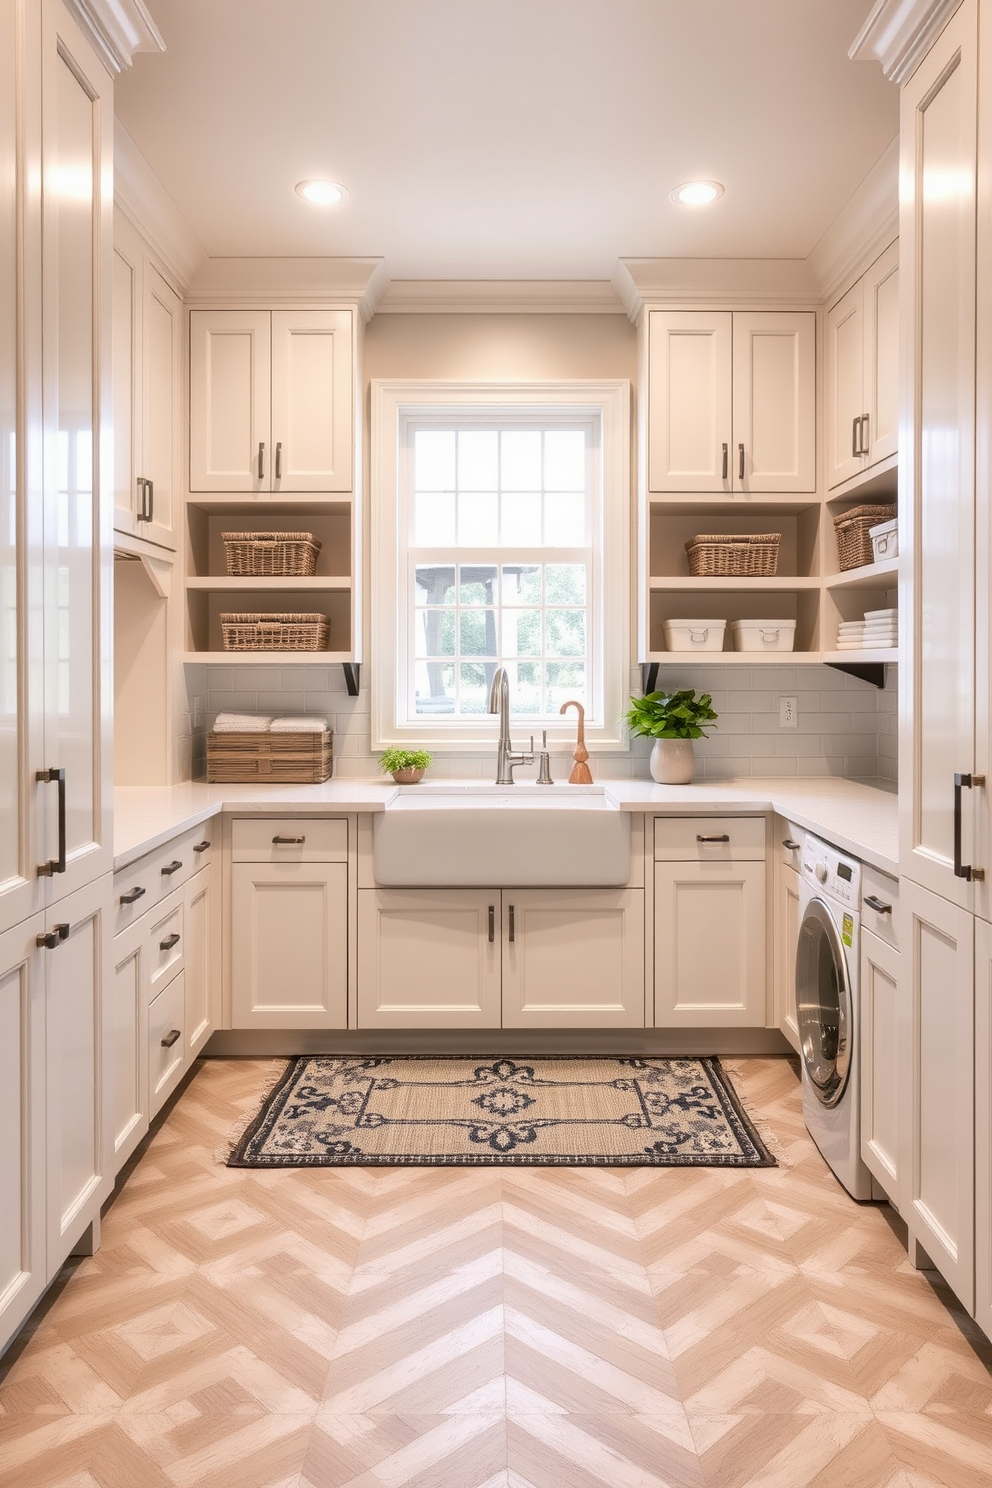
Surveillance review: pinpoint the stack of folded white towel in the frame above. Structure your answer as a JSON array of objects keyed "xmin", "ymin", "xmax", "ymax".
[
  {"xmin": 834, "ymin": 607, "xmax": 898, "ymax": 651},
  {"xmin": 213, "ymin": 712, "xmax": 330, "ymax": 734}
]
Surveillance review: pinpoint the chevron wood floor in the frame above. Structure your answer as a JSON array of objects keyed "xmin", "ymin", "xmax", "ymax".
[{"xmin": 2, "ymin": 1058, "xmax": 991, "ymax": 1488}]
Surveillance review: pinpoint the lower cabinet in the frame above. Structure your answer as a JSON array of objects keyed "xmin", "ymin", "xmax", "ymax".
[
  {"xmin": 654, "ymin": 860, "xmax": 766, "ymax": 1026},
  {"xmin": 357, "ymin": 888, "xmax": 645, "ymax": 1029},
  {"xmin": 860, "ymin": 926, "xmax": 902, "ymax": 1204},
  {"xmin": 975, "ymin": 917, "xmax": 992, "ymax": 1341},
  {"xmin": 184, "ymin": 858, "xmax": 220, "ymax": 1058},
  {"xmin": 903, "ymin": 877, "xmax": 975, "ymax": 1311},
  {"xmin": 773, "ymin": 851, "xmax": 801, "ymax": 1053},
  {"xmin": 0, "ymin": 876, "xmax": 112, "ymax": 1357}
]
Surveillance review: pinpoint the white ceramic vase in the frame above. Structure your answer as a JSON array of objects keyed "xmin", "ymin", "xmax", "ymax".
[{"xmin": 649, "ymin": 737, "xmax": 695, "ymax": 785}]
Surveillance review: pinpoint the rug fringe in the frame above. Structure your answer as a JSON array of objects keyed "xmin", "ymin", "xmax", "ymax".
[
  {"xmin": 213, "ymin": 1058, "xmax": 291, "ymax": 1166},
  {"xmin": 720, "ymin": 1060, "xmax": 795, "ymax": 1170}
]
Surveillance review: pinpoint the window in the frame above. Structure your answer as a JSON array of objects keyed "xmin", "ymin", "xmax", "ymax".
[{"xmin": 372, "ymin": 381, "xmax": 630, "ymax": 750}]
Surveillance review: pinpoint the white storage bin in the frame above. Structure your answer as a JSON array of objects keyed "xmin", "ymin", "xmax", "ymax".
[
  {"xmin": 662, "ymin": 618, "xmax": 727, "ymax": 652},
  {"xmin": 869, "ymin": 518, "xmax": 898, "ymax": 562},
  {"xmin": 731, "ymin": 619, "xmax": 797, "ymax": 653}
]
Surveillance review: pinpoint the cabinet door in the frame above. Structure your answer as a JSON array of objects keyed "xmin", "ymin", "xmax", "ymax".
[
  {"xmin": 357, "ymin": 889, "xmax": 501, "ymax": 1028},
  {"xmin": 110, "ymin": 915, "xmax": 149, "ymax": 1174},
  {"xmin": 184, "ymin": 858, "xmax": 219, "ymax": 1058},
  {"xmin": 732, "ymin": 312, "xmax": 816, "ymax": 492},
  {"xmin": 647, "ymin": 310, "xmax": 732, "ymax": 492},
  {"xmin": 975, "ymin": 916, "xmax": 992, "ymax": 1341},
  {"xmin": 899, "ymin": 3, "xmax": 978, "ymax": 910},
  {"xmin": 860, "ymin": 927, "xmax": 903, "ymax": 1206},
  {"xmin": 139, "ymin": 263, "xmax": 181, "ymax": 549},
  {"xmin": 825, "ymin": 280, "xmax": 865, "ymax": 489},
  {"xmin": 654, "ymin": 861, "xmax": 766, "ymax": 1027},
  {"xmin": 270, "ymin": 310, "xmax": 353, "ymax": 492},
  {"xmin": 863, "ymin": 240, "xmax": 899, "ymax": 469},
  {"xmin": 189, "ymin": 310, "xmax": 271, "ymax": 491},
  {"xmin": 231, "ymin": 861, "xmax": 347, "ymax": 1028},
  {"xmin": 40, "ymin": 1, "xmax": 114, "ymax": 902},
  {"xmin": 43, "ymin": 874, "xmax": 112, "ymax": 1267},
  {"xmin": 904, "ymin": 878, "xmax": 974, "ymax": 1310},
  {"xmin": 0, "ymin": 915, "xmax": 47, "ymax": 1357},
  {"xmin": 501, "ymin": 889, "xmax": 644, "ymax": 1029},
  {"xmin": 773, "ymin": 861, "xmax": 801, "ymax": 1053},
  {"xmin": 111, "ymin": 232, "xmax": 139, "ymax": 537}
]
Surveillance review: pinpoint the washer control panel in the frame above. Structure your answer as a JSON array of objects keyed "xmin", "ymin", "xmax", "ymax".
[{"xmin": 800, "ymin": 833, "xmax": 861, "ymax": 905}]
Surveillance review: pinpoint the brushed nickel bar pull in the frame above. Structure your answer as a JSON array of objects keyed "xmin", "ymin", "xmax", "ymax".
[
  {"xmin": 488, "ymin": 905, "xmax": 495, "ymax": 943},
  {"xmin": 860, "ymin": 413, "xmax": 870, "ymax": 455},
  {"xmin": 722, "ymin": 442, "xmax": 728, "ymax": 480},
  {"xmin": 275, "ymin": 442, "xmax": 282, "ymax": 479},
  {"xmin": 272, "ymin": 835, "xmax": 306, "ymax": 844},
  {"xmin": 697, "ymin": 833, "xmax": 730, "ymax": 843},
  {"xmin": 852, "ymin": 417, "xmax": 861, "ymax": 457},
  {"xmin": 738, "ymin": 443, "xmax": 745, "ymax": 481},
  {"xmin": 257, "ymin": 442, "xmax": 265, "ymax": 480}
]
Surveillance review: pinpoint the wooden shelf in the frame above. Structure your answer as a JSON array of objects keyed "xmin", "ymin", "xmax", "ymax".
[
  {"xmin": 825, "ymin": 557, "xmax": 898, "ymax": 591},
  {"xmin": 649, "ymin": 576, "xmax": 820, "ymax": 592},
  {"xmin": 825, "ymin": 454, "xmax": 898, "ymax": 505},
  {"xmin": 183, "ymin": 651, "xmax": 356, "ymax": 665},
  {"xmin": 186, "ymin": 577, "xmax": 351, "ymax": 592}
]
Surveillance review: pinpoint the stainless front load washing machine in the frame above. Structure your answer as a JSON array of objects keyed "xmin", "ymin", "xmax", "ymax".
[{"xmin": 796, "ymin": 833, "xmax": 881, "ymax": 1201}]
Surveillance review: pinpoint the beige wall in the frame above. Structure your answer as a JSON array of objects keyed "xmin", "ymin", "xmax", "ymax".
[{"xmin": 364, "ymin": 313, "xmax": 637, "ymax": 382}]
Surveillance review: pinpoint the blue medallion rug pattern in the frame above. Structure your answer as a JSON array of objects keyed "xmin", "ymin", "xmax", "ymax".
[{"xmin": 227, "ymin": 1055, "xmax": 776, "ymax": 1167}]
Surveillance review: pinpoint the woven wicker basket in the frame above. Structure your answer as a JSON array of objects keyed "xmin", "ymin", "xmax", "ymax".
[
  {"xmin": 833, "ymin": 504, "xmax": 896, "ymax": 571},
  {"xmin": 685, "ymin": 533, "xmax": 781, "ymax": 577},
  {"xmin": 221, "ymin": 531, "xmax": 320, "ymax": 577},
  {"xmin": 219, "ymin": 612, "xmax": 330, "ymax": 652},
  {"xmin": 206, "ymin": 730, "xmax": 333, "ymax": 783}
]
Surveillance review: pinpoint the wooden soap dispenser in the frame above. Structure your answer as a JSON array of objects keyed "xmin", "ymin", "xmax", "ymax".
[{"xmin": 559, "ymin": 699, "xmax": 593, "ymax": 784}]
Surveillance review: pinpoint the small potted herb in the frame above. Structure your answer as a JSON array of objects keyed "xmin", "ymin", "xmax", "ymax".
[
  {"xmin": 623, "ymin": 689, "xmax": 718, "ymax": 784},
  {"xmin": 379, "ymin": 746, "xmax": 434, "ymax": 785}
]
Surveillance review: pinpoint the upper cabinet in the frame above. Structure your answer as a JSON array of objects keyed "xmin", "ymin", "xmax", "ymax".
[
  {"xmin": 825, "ymin": 240, "xmax": 899, "ymax": 490},
  {"xmin": 189, "ymin": 309, "xmax": 354, "ymax": 493},
  {"xmin": 647, "ymin": 309, "xmax": 816, "ymax": 494},
  {"xmin": 112, "ymin": 215, "xmax": 182, "ymax": 549}
]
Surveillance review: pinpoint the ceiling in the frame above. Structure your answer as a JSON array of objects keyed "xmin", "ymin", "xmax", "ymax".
[{"xmin": 115, "ymin": 0, "xmax": 898, "ymax": 282}]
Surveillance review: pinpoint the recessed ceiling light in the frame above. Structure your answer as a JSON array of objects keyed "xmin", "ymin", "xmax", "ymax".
[
  {"xmin": 295, "ymin": 179, "xmax": 348, "ymax": 206},
  {"xmin": 669, "ymin": 180, "xmax": 724, "ymax": 207}
]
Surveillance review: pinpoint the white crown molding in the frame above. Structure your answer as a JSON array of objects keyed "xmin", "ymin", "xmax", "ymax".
[
  {"xmin": 115, "ymin": 121, "xmax": 205, "ymax": 290},
  {"xmin": 374, "ymin": 279, "xmax": 624, "ymax": 315},
  {"xmin": 849, "ymin": 0, "xmax": 963, "ymax": 84},
  {"xmin": 63, "ymin": 0, "xmax": 164, "ymax": 74},
  {"xmin": 186, "ymin": 256, "xmax": 388, "ymax": 319},
  {"xmin": 613, "ymin": 258, "xmax": 821, "ymax": 321},
  {"xmin": 807, "ymin": 135, "xmax": 899, "ymax": 303}
]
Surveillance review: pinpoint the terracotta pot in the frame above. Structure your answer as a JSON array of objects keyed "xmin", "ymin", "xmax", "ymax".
[
  {"xmin": 390, "ymin": 767, "xmax": 426, "ymax": 785},
  {"xmin": 649, "ymin": 738, "xmax": 695, "ymax": 785}
]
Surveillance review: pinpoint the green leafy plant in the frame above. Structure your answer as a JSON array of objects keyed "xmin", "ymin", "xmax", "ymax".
[
  {"xmin": 623, "ymin": 689, "xmax": 718, "ymax": 741},
  {"xmin": 378, "ymin": 747, "xmax": 434, "ymax": 774}
]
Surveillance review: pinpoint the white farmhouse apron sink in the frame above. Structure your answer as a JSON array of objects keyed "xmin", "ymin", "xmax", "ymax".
[{"xmin": 372, "ymin": 785, "xmax": 630, "ymax": 886}]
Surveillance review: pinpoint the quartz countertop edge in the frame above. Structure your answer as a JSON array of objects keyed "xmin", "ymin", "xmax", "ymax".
[{"xmin": 113, "ymin": 777, "xmax": 899, "ymax": 877}]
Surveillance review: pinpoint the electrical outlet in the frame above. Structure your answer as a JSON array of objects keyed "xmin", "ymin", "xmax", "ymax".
[
  {"xmin": 779, "ymin": 696, "xmax": 798, "ymax": 729},
  {"xmin": 193, "ymin": 696, "xmax": 203, "ymax": 728}
]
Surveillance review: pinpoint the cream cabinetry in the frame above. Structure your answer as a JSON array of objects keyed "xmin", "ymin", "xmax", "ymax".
[
  {"xmin": 653, "ymin": 817, "xmax": 766, "ymax": 1028},
  {"xmin": 357, "ymin": 887, "xmax": 645, "ymax": 1029},
  {"xmin": 112, "ymin": 216, "xmax": 182, "ymax": 550},
  {"xmin": 646, "ymin": 310, "xmax": 815, "ymax": 494},
  {"xmin": 189, "ymin": 309, "xmax": 354, "ymax": 493},
  {"xmin": 975, "ymin": 916, "xmax": 992, "ymax": 1342},
  {"xmin": 859, "ymin": 865, "xmax": 903, "ymax": 1207},
  {"xmin": 772, "ymin": 822, "xmax": 803, "ymax": 1053},
  {"xmin": 825, "ymin": 240, "xmax": 899, "ymax": 490},
  {"xmin": 230, "ymin": 818, "xmax": 349, "ymax": 1029}
]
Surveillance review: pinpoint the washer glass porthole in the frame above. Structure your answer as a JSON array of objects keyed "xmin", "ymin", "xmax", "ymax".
[{"xmin": 795, "ymin": 898, "xmax": 852, "ymax": 1108}]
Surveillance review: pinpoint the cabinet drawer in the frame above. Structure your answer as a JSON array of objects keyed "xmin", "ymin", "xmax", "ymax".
[
  {"xmin": 112, "ymin": 823, "xmax": 214, "ymax": 934},
  {"xmin": 147, "ymin": 888, "xmax": 184, "ymax": 998},
  {"xmin": 231, "ymin": 816, "xmax": 348, "ymax": 863},
  {"xmin": 113, "ymin": 852, "xmax": 161, "ymax": 934},
  {"xmin": 654, "ymin": 816, "xmax": 766, "ymax": 861},
  {"xmin": 862, "ymin": 865, "xmax": 899, "ymax": 949},
  {"xmin": 148, "ymin": 973, "xmax": 185, "ymax": 1117},
  {"xmin": 187, "ymin": 820, "xmax": 217, "ymax": 875}
]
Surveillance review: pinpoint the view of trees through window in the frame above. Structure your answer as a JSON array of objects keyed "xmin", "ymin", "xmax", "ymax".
[{"xmin": 409, "ymin": 426, "xmax": 592, "ymax": 719}]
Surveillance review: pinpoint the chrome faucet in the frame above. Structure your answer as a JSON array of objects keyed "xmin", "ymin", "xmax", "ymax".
[{"xmin": 487, "ymin": 665, "xmax": 535, "ymax": 784}]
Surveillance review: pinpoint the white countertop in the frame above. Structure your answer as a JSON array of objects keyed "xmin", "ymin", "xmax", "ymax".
[{"xmin": 114, "ymin": 776, "xmax": 899, "ymax": 876}]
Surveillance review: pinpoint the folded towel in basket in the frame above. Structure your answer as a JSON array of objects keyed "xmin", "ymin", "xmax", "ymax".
[
  {"xmin": 269, "ymin": 716, "xmax": 330, "ymax": 734},
  {"xmin": 213, "ymin": 712, "xmax": 273, "ymax": 733}
]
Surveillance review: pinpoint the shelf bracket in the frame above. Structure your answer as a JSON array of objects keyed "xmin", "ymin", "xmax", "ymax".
[
  {"xmin": 825, "ymin": 661, "xmax": 887, "ymax": 690},
  {"xmin": 342, "ymin": 662, "xmax": 361, "ymax": 697},
  {"xmin": 640, "ymin": 662, "xmax": 660, "ymax": 695}
]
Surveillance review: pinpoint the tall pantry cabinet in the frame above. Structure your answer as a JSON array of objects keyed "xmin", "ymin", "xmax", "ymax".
[
  {"xmin": 0, "ymin": 0, "xmax": 115, "ymax": 1354},
  {"xmin": 896, "ymin": 0, "xmax": 992, "ymax": 1330}
]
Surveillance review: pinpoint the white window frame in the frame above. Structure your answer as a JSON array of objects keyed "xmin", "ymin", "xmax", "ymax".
[{"xmin": 371, "ymin": 379, "xmax": 630, "ymax": 752}]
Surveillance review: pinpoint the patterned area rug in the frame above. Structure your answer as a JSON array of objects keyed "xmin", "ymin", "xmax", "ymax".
[{"xmin": 227, "ymin": 1055, "xmax": 776, "ymax": 1167}]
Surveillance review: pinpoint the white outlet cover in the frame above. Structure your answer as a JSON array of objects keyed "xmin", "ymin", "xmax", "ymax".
[{"xmin": 779, "ymin": 696, "xmax": 798, "ymax": 728}]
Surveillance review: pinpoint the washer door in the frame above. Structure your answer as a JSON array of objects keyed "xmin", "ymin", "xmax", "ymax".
[{"xmin": 796, "ymin": 897, "xmax": 852, "ymax": 1108}]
